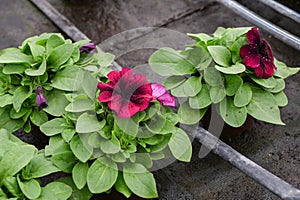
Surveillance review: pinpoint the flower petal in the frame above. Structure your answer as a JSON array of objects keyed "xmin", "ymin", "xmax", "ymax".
[
  {"xmin": 158, "ymin": 93, "xmax": 176, "ymax": 108},
  {"xmin": 97, "ymin": 82, "xmax": 114, "ymax": 91},
  {"xmin": 107, "ymin": 70, "xmax": 121, "ymax": 84},
  {"xmin": 261, "ymin": 59, "xmax": 276, "ymax": 78},
  {"xmin": 261, "ymin": 39, "xmax": 274, "ymax": 61},
  {"xmin": 254, "ymin": 67, "xmax": 264, "ymax": 78},
  {"xmin": 151, "ymin": 84, "xmax": 167, "ymax": 98},
  {"xmin": 247, "ymin": 27, "xmax": 260, "ymax": 44},
  {"xmin": 98, "ymin": 91, "xmax": 113, "ymax": 102},
  {"xmin": 243, "ymin": 54, "xmax": 261, "ymax": 68}
]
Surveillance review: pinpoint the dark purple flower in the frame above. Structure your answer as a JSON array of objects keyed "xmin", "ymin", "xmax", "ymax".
[
  {"xmin": 98, "ymin": 68, "xmax": 153, "ymax": 118},
  {"xmin": 151, "ymin": 84, "xmax": 176, "ymax": 108},
  {"xmin": 240, "ymin": 27, "xmax": 276, "ymax": 78},
  {"xmin": 79, "ymin": 42, "xmax": 98, "ymax": 54},
  {"xmin": 35, "ymin": 85, "xmax": 48, "ymax": 111}
]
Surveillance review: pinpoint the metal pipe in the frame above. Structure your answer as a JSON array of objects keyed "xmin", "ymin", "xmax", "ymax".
[
  {"xmin": 194, "ymin": 126, "xmax": 300, "ymax": 200},
  {"xmin": 258, "ymin": 0, "xmax": 300, "ymax": 24},
  {"xmin": 216, "ymin": 0, "xmax": 300, "ymax": 50}
]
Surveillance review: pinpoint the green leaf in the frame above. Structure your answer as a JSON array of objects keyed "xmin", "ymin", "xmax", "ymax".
[
  {"xmin": 95, "ymin": 48, "xmax": 115, "ymax": 67},
  {"xmin": 231, "ymin": 37, "xmax": 247, "ymax": 63},
  {"xmin": 0, "ymin": 94, "xmax": 13, "ymax": 107},
  {"xmin": 25, "ymin": 153, "xmax": 60, "ymax": 179},
  {"xmin": 220, "ymin": 97, "xmax": 247, "ymax": 127},
  {"xmin": 189, "ymin": 84, "xmax": 212, "ymax": 109},
  {"xmin": 178, "ymin": 101, "xmax": 207, "ymax": 125},
  {"xmin": 0, "ymin": 48, "xmax": 33, "ymax": 64},
  {"xmin": 266, "ymin": 78, "xmax": 285, "ymax": 93},
  {"xmin": 203, "ymin": 67, "xmax": 223, "ymax": 87},
  {"xmin": 163, "ymin": 76, "xmax": 186, "ymax": 90},
  {"xmin": 115, "ymin": 116, "xmax": 139, "ymax": 137},
  {"xmin": 210, "ymin": 86, "xmax": 226, "ymax": 103},
  {"xmin": 187, "ymin": 33, "xmax": 213, "ymax": 43},
  {"xmin": 72, "ymin": 162, "xmax": 89, "ymax": 190},
  {"xmin": 115, "ymin": 172, "xmax": 132, "ymax": 198},
  {"xmin": 168, "ymin": 128, "xmax": 192, "ymax": 162},
  {"xmin": 100, "ymin": 134, "xmax": 121, "ymax": 154},
  {"xmin": 17, "ymin": 176, "xmax": 41, "ymax": 199},
  {"xmin": 123, "ymin": 163, "xmax": 158, "ymax": 198},
  {"xmin": 183, "ymin": 46, "xmax": 212, "ymax": 70},
  {"xmin": 61, "ymin": 128, "xmax": 76, "ymax": 143},
  {"xmin": 87, "ymin": 157, "xmax": 118, "ymax": 193},
  {"xmin": 36, "ymin": 182, "xmax": 72, "ymax": 200},
  {"xmin": 30, "ymin": 109, "xmax": 48, "ymax": 126},
  {"xmin": 224, "ymin": 74, "xmax": 243, "ymax": 96},
  {"xmin": 51, "ymin": 151, "xmax": 77, "ymax": 173},
  {"xmin": 183, "ymin": 76, "xmax": 202, "ymax": 97},
  {"xmin": 46, "ymin": 34, "xmax": 66, "ymax": 54},
  {"xmin": 250, "ymin": 75, "xmax": 277, "ymax": 88},
  {"xmin": 149, "ymin": 47, "xmax": 191, "ymax": 76},
  {"xmin": 13, "ymin": 86, "xmax": 32, "ymax": 112},
  {"xmin": 234, "ymin": 83, "xmax": 252, "ymax": 107},
  {"xmin": 65, "ymin": 98, "xmax": 94, "ymax": 112},
  {"xmin": 274, "ymin": 59, "xmax": 300, "ymax": 79},
  {"xmin": 76, "ymin": 113, "xmax": 104, "ymax": 133},
  {"xmin": 40, "ymin": 118, "xmax": 67, "ymax": 136},
  {"xmin": 273, "ymin": 91, "xmax": 288, "ymax": 107},
  {"xmin": 82, "ymin": 70, "xmax": 98, "ymax": 100},
  {"xmin": 0, "ymin": 108, "xmax": 24, "ymax": 132},
  {"xmin": 247, "ymin": 88, "xmax": 284, "ymax": 125},
  {"xmin": 28, "ymin": 42, "xmax": 45, "ymax": 59},
  {"xmin": 25, "ymin": 57, "xmax": 46, "ymax": 76},
  {"xmin": 215, "ymin": 63, "xmax": 245, "ymax": 74},
  {"xmin": 3, "ymin": 176, "xmax": 22, "ymax": 197},
  {"xmin": 47, "ymin": 44, "xmax": 74, "ymax": 69},
  {"xmin": 207, "ymin": 45, "xmax": 231, "ymax": 66},
  {"xmin": 10, "ymin": 106, "xmax": 30, "ymax": 119},
  {"xmin": 0, "ymin": 144, "xmax": 37, "ymax": 180},
  {"xmin": 70, "ymin": 135, "xmax": 93, "ymax": 162},
  {"xmin": 51, "ymin": 66, "xmax": 84, "ymax": 91},
  {"xmin": 43, "ymin": 89, "xmax": 68, "ymax": 117},
  {"xmin": 45, "ymin": 135, "xmax": 69, "ymax": 156},
  {"xmin": 2, "ymin": 64, "xmax": 26, "ymax": 74}
]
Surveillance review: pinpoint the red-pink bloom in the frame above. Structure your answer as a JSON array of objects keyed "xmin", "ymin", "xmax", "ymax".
[
  {"xmin": 240, "ymin": 27, "xmax": 276, "ymax": 78},
  {"xmin": 151, "ymin": 84, "xmax": 176, "ymax": 108},
  {"xmin": 98, "ymin": 68, "xmax": 153, "ymax": 118}
]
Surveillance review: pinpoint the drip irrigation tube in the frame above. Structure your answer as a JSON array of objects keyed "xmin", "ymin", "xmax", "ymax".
[
  {"xmin": 30, "ymin": 0, "xmax": 300, "ymax": 199},
  {"xmin": 216, "ymin": 0, "xmax": 300, "ymax": 50}
]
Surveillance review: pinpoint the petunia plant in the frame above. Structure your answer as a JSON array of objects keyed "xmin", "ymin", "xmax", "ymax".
[
  {"xmin": 149, "ymin": 27, "xmax": 300, "ymax": 128},
  {"xmin": 0, "ymin": 33, "xmax": 114, "ymax": 133},
  {"xmin": 39, "ymin": 67, "xmax": 192, "ymax": 198},
  {"xmin": 0, "ymin": 129, "xmax": 78, "ymax": 200}
]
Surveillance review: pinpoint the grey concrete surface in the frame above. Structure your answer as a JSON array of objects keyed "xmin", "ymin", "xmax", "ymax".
[{"xmin": 1, "ymin": 0, "xmax": 299, "ymax": 199}]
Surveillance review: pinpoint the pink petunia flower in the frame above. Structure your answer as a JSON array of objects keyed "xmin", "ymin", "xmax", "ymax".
[
  {"xmin": 35, "ymin": 85, "xmax": 48, "ymax": 111},
  {"xmin": 98, "ymin": 68, "xmax": 153, "ymax": 118},
  {"xmin": 151, "ymin": 84, "xmax": 176, "ymax": 108},
  {"xmin": 240, "ymin": 27, "xmax": 277, "ymax": 78}
]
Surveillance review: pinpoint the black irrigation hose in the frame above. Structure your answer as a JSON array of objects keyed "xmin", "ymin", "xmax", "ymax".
[{"xmin": 30, "ymin": 0, "xmax": 300, "ymax": 199}]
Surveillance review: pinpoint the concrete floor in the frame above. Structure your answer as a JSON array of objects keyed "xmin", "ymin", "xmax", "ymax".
[{"xmin": 0, "ymin": 0, "xmax": 299, "ymax": 199}]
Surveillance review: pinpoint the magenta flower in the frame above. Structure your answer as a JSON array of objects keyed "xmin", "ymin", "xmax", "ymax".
[
  {"xmin": 240, "ymin": 27, "xmax": 276, "ymax": 78},
  {"xmin": 98, "ymin": 68, "xmax": 153, "ymax": 118},
  {"xmin": 151, "ymin": 84, "xmax": 176, "ymax": 108},
  {"xmin": 79, "ymin": 42, "xmax": 97, "ymax": 54},
  {"xmin": 35, "ymin": 85, "xmax": 48, "ymax": 111}
]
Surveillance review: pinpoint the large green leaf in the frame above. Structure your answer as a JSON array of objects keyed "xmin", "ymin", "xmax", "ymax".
[
  {"xmin": 47, "ymin": 44, "xmax": 74, "ymax": 70},
  {"xmin": 72, "ymin": 162, "xmax": 89, "ymax": 190},
  {"xmin": 274, "ymin": 59, "xmax": 300, "ymax": 79},
  {"xmin": 234, "ymin": 83, "xmax": 252, "ymax": 107},
  {"xmin": 17, "ymin": 176, "xmax": 41, "ymax": 199},
  {"xmin": 36, "ymin": 182, "xmax": 72, "ymax": 200},
  {"xmin": 87, "ymin": 157, "xmax": 118, "ymax": 193},
  {"xmin": 0, "ymin": 48, "xmax": 33, "ymax": 64},
  {"xmin": 273, "ymin": 91, "xmax": 288, "ymax": 107},
  {"xmin": 203, "ymin": 67, "xmax": 223, "ymax": 87},
  {"xmin": 70, "ymin": 135, "xmax": 93, "ymax": 162},
  {"xmin": 2, "ymin": 64, "xmax": 26, "ymax": 74},
  {"xmin": 250, "ymin": 75, "xmax": 277, "ymax": 89},
  {"xmin": 100, "ymin": 134, "xmax": 121, "ymax": 154},
  {"xmin": 168, "ymin": 128, "xmax": 192, "ymax": 162},
  {"xmin": 163, "ymin": 76, "xmax": 186, "ymax": 90},
  {"xmin": 40, "ymin": 118, "xmax": 67, "ymax": 136},
  {"xmin": 224, "ymin": 74, "xmax": 243, "ymax": 96},
  {"xmin": 149, "ymin": 47, "xmax": 192, "ymax": 76},
  {"xmin": 51, "ymin": 151, "xmax": 77, "ymax": 173},
  {"xmin": 46, "ymin": 34, "xmax": 66, "ymax": 54},
  {"xmin": 189, "ymin": 84, "xmax": 212, "ymax": 109},
  {"xmin": 76, "ymin": 113, "xmax": 105, "ymax": 133},
  {"xmin": 123, "ymin": 163, "xmax": 158, "ymax": 198},
  {"xmin": 181, "ymin": 46, "xmax": 212, "ymax": 70},
  {"xmin": 247, "ymin": 88, "xmax": 284, "ymax": 125},
  {"xmin": 178, "ymin": 101, "xmax": 207, "ymax": 125},
  {"xmin": 65, "ymin": 98, "xmax": 94, "ymax": 113},
  {"xmin": 30, "ymin": 109, "xmax": 48, "ymax": 126},
  {"xmin": 43, "ymin": 89, "xmax": 68, "ymax": 117},
  {"xmin": 13, "ymin": 86, "xmax": 32, "ymax": 112},
  {"xmin": 0, "ymin": 94, "xmax": 13, "ymax": 107},
  {"xmin": 209, "ymin": 86, "xmax": 226, "ymax": 103},
  {"xmin": 51, "ymin": 66, "xmax": 84, "ymax": 91},
  {"xmin": 115, "ymin": 172, "xmax": 132, "ymax": 198},
  {"xmin": 25, "ymin": 57, "xmax": 46, "ymax": 76},
  {"xmin": 215, "ymin": 63, "xmax": 245, "ymax": 74},
  {"xmin": 220, "ymin": 97, "xmax": 247, "ymax": 127},
  {"xmin": 207, "ymin": 45, "xmax": 231, "ymax": 66}
]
